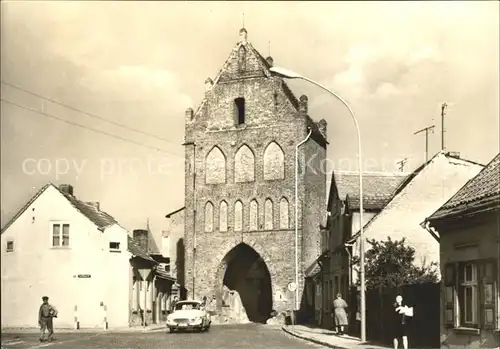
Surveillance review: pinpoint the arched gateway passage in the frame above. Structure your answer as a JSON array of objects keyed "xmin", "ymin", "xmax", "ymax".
[{"xmin": 219, "ymin": 243, "xmax": 273, "ymax": 323}]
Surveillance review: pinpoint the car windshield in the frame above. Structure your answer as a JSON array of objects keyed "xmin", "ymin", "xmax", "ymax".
[{"xmin": 175, "ymin": 302, "xmax": 200, "ymax": 311}]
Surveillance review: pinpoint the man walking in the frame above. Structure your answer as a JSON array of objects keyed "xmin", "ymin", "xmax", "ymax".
[
  {"xmin": 170, "ymin": 296, "xmax": 179, "ymax": 313},
  {"xmin": 38, "ymin": 296, "xmax": 57, "ymax": 342}
]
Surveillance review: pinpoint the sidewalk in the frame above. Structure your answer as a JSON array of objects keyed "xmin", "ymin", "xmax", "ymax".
[
  {"xmin": 282, "ymin": 325, "xmax": 390, "ymax": 349},
  {"xmin": 1, "ymin": 324, "xmax": 166, "ymax": 334}
]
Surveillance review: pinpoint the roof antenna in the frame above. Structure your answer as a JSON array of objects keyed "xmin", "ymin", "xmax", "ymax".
[
  {"xmin": 242, "ymin": 12, "xmax": 245, "ymax": 28},
  {"xmin": 146, "ymin": 218, "xmax": 150, "ymax": 231}
]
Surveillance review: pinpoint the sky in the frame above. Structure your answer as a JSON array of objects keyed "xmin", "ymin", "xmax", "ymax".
[{"xmin": 1, "ymin": 1, "xmax": 499, "ymax": 235}]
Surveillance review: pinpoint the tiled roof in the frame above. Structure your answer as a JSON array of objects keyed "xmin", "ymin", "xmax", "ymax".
[
  {"xmin": 127, "ymin": 235, "xmax": 156, "ymax": 262},
  {"xmin": 154, "ymin": 264, "xmax": 176, "ymax": 281},
  {"xmin": 332, "ymin": 172, "xmax": 408, "ymax": 210},
  {"xmin": 347, "ymin": 152, "xmax": 484, "ymax": 243},
  {"xmin": 428, "ymin": 153, "xmax": 500, "ymax": 220},
  {"xmin": 57, "ymin": 189, "xmax": 117, "ymax": 230},
  {"xmin": 1, "ymin": 183, "xmax": 118, "ymax": 234}
]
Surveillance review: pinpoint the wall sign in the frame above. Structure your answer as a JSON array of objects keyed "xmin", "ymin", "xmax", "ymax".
[{"xmin": 77, "ymin": 274, "xmax": 91, "ymax": 278}]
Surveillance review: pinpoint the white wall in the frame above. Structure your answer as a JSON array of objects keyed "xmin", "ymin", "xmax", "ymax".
[
  {"xmin": 351, "ymin": 155, "xmax": 482, "ymax": 284},
  {"xmin": 1, "ymin": 185, "xmax": 130, "ymax": 329}
]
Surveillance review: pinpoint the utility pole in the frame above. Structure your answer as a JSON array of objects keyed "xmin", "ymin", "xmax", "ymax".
[
  {"xmin": 414, "ymin": 125, "xmax": 435, "ymax": 162},
  {"xmin": 441, "ymin": 102, "xmax": 447, "ymax": 151},
  {"xmin": 396, "ymin": 158, "xmax": 408, "ymax": 172}
]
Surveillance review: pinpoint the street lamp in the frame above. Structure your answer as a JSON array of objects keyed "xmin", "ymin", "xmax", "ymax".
[{"xmin": 270, "ymin": 66, "xmax": 366, "ymax": 342}]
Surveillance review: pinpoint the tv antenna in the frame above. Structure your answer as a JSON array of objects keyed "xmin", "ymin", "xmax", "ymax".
[
  {"xmin": 396, "ymin": 158, "xmax": 408, "ymax": 172},
  {"xmin": 441, "ymin": 102, "xmax": 448, "ymax": 151},
  {"xmin": 414, "ymin": 125, "xmax": 435, "ymax": 162}
]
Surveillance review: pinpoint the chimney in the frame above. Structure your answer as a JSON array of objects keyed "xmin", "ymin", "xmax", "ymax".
[
  {"xmin": 59, "ymin": 184, "xmax": 74, "ymax": 196},
  {"xmin": 318, "ymin": 119, "xmax": 327, "ymax": 139},
  {"xmin": 205, "ymin": 78, "xmax": 213, "ymax": 92},
  {"xmin": 266, "ymin": 56, "xmax": 274, "ymax": 67},
  {"xmin": 133, "ymin": 229, "xmax": 149, "ymax": 253},
  {"xmin": 86, "ymin": 202, "xmax": 100, "ymax": 211},
  {"xmin": 446, "ymin": 151, "xmax": 461, "ymax": 159},
  {"xmin": 239, "ymin": 28, "xmax": 248, "ymax": 43},
  {"xmin": 185, "ymin": 107, "xmax": 194, "ymax": 123},
  {"xmin": 299, "ymin": 95, "xmax": 308, "ymax": 115}
]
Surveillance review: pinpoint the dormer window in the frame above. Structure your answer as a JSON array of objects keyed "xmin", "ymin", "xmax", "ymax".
[
  {"xmin": 234, "ymin": 97, "xmax": 245, "ymax": 125},
  {"xmin": 109, "ymin": 242, "xmax": 120, "ymax": 252}
]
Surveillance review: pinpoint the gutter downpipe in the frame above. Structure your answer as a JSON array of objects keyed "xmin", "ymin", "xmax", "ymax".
[
  {"xmin": 295, "ymin": 127, "xmax": 313, "ymax": 314},
  {"xmin": 344, "ymin": 242, "xmax": 354, "ymax": 287}
]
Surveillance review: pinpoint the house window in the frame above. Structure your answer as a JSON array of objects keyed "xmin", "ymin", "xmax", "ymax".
[
  {"xmin": 109, "ymin": 242, "xmax": 120, "ymax": 252},
  {"xmin": 6, "ymin": 240, "xmax": 14, "ymax": 252},
  {"xmin": 445, "ymin": 260, "xmax": 498, "ymax": 330},
  {"xmin": 52, "ymin": 223, "xmax": 70, "ymax": 247},
  {"xmin": 234, "ymin": 98, "xmax": 245, "ymax": 125},
  {"xmin": 460, "ymin": 263, "xmax": 478, "ymax": 325}
]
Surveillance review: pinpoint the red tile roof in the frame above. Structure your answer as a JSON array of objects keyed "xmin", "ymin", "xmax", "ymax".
[
  {"xmin": 427, "ymin": 153, "xmax": 500, "ymax": 220},
  {"xmin": 332, "ymin": 172, "xmax": 408, "ymax": 210}
]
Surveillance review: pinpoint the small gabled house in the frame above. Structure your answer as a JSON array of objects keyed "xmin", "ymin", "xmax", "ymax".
[
  {"xmin": 424, "ymin": 153, "xmax": 499, "ymax": 349},
  {"xmin": 345, "ymin": 152, "xmax": 484, "ymax": 283},
  {"xmin": 1, "ymin": 183, "xmax": 176, "ymax": 330},
  {"xmin": 331, "ymin": 171, "xmax": 408, "ymax": 286},
  {"xmin": 1, "ymin": 184, "xmax": 130, "ymax": 329}
]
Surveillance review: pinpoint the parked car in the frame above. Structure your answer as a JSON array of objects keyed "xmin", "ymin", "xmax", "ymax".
[{"xmin": 166, "ymin": 300, "xmax": 211, "ymax": 333}]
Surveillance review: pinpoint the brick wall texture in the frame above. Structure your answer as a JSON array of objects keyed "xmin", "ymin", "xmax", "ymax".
[{"xmin": 182, "ymin": 30, "xmax": 327, "ymax": 314}]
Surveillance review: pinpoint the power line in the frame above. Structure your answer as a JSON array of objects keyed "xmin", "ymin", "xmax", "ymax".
[
  {"xmin": 1, "ymin": 98, "xmax": 184, "ymax": 157},
  {"xmin": 1, "ymin": 80, "xmax": 179, "ymax": 145}
]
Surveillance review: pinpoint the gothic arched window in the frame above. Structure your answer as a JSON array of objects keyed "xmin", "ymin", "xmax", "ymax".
[
  {"xmin": 249, "ymin": 199, "xmax": 258, "ymax": 231},
  {"xmin": 204, "ymin": 202, "xmax": 214, "ymax": 232},
  {"xmin": 279, "ymin": 198, "xmax": 290, "ymax": 229},
  {"xmin": 234, "ymin": 201, "xmax": 243, "ymax": 232},
  {"xmin": 205, "ymin": 146, "xmax": 226, "ymax": 184},
  {"xmin": 234, "ymin": 144, "xmax": 255, "ymax": 182},
  {"xmin": 264, "ymin": 199, "xmax": 273, "ymax": 230},
  {"xmin": 263, "ymin": 142, "xmax": 285, "ymax": 180},
  {"xmin": 219, "ymin": 201, "xmax": 228, "ymax": 232}
]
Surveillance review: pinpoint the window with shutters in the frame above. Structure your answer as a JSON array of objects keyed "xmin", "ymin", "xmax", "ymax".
[
  {"xmin": 444, "ymin": 263, "xmax": 456, "ymax": 328},
  {"xmin": 479, "ymin": 260, "xmax": 497, "ymax": 329},
  {"xmin": 459, "ymin": 262, "xmax": 478, "ymax": 327},
  {"xmin": 446, "ymin": 259, "xmax": 498, "ymax": 330}
]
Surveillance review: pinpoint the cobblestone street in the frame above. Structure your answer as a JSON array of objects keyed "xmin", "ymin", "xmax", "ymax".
[{"xmin": 1, "ymin": 324, "xmax": 323, "ymax": 349}]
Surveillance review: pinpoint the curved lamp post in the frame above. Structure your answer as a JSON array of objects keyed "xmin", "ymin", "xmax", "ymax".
[{"xmin": 270, "ymin": 66, "xmax": 366, "ymax": 342}]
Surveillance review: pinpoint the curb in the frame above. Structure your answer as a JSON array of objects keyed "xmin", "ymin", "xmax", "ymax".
[{"xmin": 281, "ymin": 326, "xmax": 347, "ymax": 349}]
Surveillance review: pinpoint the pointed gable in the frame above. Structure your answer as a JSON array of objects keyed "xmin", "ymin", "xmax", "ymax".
[
  {"xmin": 427, "ymin": 153, "xmax": 500, "ymax": 221},
  {"xmin": 191, "ymin": 28, "xmax": 299, "ymax": 122},
  {"xmin": 347, "ymin": 152, "xmax": 484, "ymax": 264}
]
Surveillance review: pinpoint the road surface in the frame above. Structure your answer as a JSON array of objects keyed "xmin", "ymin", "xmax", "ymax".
[{"xmin": 1, "ymin": 324, "xmax": 322, "ymax": 349}]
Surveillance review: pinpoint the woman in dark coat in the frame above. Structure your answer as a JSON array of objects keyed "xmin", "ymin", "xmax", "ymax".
[{"xmin": 392, "ymin": 295, "xmax": 409, "ymax": 349}]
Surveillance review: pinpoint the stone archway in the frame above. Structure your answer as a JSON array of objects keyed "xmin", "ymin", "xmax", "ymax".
[{"xmin": 215, "ymin": 243, "xmax": 273, "ymax": 323}]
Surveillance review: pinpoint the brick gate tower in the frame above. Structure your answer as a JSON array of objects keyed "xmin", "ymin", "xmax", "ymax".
[{"xmin": 183, "ymin": 28, "xmax": 327, "ymax": 323}]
